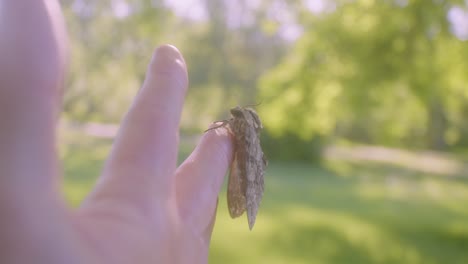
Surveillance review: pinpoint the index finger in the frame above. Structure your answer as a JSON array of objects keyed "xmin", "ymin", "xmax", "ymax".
[{"xmin": 84, "ymin": 45, "xmax": 188, "ymax": 208}]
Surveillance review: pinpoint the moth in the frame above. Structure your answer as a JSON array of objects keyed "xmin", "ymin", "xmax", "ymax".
[{"xmin": 207, "ymin": 106, "xmax": 267, "ymax": 230}]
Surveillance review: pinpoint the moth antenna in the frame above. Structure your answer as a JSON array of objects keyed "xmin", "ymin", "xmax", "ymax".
[
  {"xmin": 244, "ymin": 101, "xmax": 262, "ymax": 108},
  {"xmin": 204, "ymin": 120, "xmax": 229, "ymax": 132}
]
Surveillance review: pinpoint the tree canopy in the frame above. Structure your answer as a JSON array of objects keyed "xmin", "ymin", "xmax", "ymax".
[
  {"xmin": 61, "ymin": 0, "xmax": 468, "ymax": 160},
  {"xmin": 259, "ymin": 0, "xmax": 468, "ymax": 159}
]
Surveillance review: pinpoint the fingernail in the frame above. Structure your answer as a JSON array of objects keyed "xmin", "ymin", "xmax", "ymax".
[{"xmin": 150, "ymin": 44, "xmax": 186, "ymax": 73}]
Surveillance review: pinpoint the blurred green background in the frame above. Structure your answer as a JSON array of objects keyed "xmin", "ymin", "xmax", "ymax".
[{"xmin": 59, "ymin": 0, "xmax": 468, "ymax": 263}]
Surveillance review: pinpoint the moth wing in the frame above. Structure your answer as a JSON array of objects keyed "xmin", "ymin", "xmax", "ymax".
[
  {"xmin": 245, "ymin": 163, "xmax": 265, "ymax": 229},
  {"xmin": 246, "ymin": 108, "xmax": 263, "ymax": 132},
  {"xmin": 244, "ymin": 124, "xmax": 266, "ymax": 230},
  {"xmin": 227, "ymin": 156, "xmax": 246, "ymax": 218}
]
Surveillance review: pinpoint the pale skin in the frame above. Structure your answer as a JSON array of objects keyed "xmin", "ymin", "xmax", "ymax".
[{"xmin": 0, "ymin": 1, "xmax": 233, "ymax": 263}]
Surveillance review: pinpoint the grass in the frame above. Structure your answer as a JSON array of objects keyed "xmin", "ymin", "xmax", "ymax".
[{"xmin": 60, "ymin": 135, "xmax": 468, "ymax": 264}]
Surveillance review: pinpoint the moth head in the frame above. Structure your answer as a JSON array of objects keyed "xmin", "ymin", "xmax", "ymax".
[
  {"xmin": 230, "ymin": 106, "xmax": 244, "ymax": 118},
  {"xmin": 246, "ymin": 108, "xmax": 263, "ymax": 129}
]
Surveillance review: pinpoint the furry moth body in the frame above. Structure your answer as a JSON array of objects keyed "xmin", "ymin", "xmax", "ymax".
[{"xmin": 208, "ymin": 106, "xmax": 267, "ymax": 230}]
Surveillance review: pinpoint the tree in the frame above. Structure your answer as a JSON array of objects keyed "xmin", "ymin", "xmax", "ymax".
[
  {"xmin": 61, "ymin": 0, "xmax": 171, "ymax": 122},
  {"xmin": 259, "ymin": 0, "xmax": 468, "ymax": 155},
  {"xmin": 61, "ymin": 0, "xmax": 288, "ymax": 132}
]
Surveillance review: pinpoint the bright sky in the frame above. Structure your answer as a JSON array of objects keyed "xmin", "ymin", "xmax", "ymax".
[
  {"xmin": 106, "ymin": 0, "xmax": 468, "ymax": 41},
  {"xmin": 162, "ymin": 0, "xmax": 338, "ymax": 41},
  {"xmin": 448, "ymin": 5, "xmax": 468, "ymax": 40},
  {"xmin": 163, "ymin": 0, "xmax": 207, "ymax": 22}
]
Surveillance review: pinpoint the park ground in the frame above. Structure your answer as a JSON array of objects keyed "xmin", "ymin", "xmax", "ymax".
[{"xmin": 60, "ymin": 130, "xmax": 468, "ymax": 264}]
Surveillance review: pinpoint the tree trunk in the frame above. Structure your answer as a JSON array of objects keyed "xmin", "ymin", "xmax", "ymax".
[{"xmin": 427, "ymin": 99, "xmax": 447, "ymax": 150}]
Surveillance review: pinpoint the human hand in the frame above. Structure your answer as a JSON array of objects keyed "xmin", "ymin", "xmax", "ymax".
[{"xmin": 0, "ymin": 1, "xmax": 233, "ymax": 263}]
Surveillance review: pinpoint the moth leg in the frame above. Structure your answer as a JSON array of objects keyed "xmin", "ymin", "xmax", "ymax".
[
  {"xmin": 204, "ymin": 119, "xmax": 230, "ymax": 132},
  {"xmin": 262, "ymin": 153, "xmax": 268, "ymax": 167}
]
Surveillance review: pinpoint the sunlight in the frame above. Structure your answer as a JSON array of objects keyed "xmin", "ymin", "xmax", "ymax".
[
  {"xmin": 164, "ymin": 0, "xmax": 207, "ymax": 22},
  {"xmin": 448, "ymin": 6, "xmax": 468, "ymax": 40},
  {"xmin": 112, "ymin": 0, "xmax": 131, "ymax": 19}
]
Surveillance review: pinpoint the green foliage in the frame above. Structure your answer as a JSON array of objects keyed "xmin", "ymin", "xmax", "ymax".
[
  {"xmin": 62, "ymin": 0, "xmax": 288, "ymax": 129},
  {"xmin": 261, "ymin": 131, "xmax": 324, "ymax": 162},
  {"xmin": 259, "ymin": 0, "xmax": 468, "ymax": 156},
  {"xmin": 62, "ymin": 0, "xmax": 468, "ymax": 158},
  {"xmin": 62, "ymin": 0, "xmax": 171, "ymax": 122}
]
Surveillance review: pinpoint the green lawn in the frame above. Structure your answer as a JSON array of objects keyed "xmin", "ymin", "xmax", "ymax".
[{"xmin": 61, "ymin": 136, "xmax": 468, "ymax": 264}]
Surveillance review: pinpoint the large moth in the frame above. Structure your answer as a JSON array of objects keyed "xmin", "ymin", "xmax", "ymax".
[{"xmin": 207, "ymin": 106, "xmax": 267, "ymax": 230}]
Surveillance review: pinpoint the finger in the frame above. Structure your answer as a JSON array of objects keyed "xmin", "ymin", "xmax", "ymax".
[
  {"xmin": 0, "ymin": 0, "xmax": 67, "ymax": 202},
  {"xmin": 85, "ymin": 45, "xmax": 188, "ymax": 208},
  {"xmin": 202, "ymin": 198, "xmax": 218, "ymax": 243},
  {"xmin": 175, "ymin": 125, "xmax": 233, "ymax": 234}
]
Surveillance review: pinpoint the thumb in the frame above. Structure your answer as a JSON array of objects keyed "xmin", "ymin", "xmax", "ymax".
[{"xmin": 175, "ymin": 125, "xmax": 233, "ymax": 235}]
